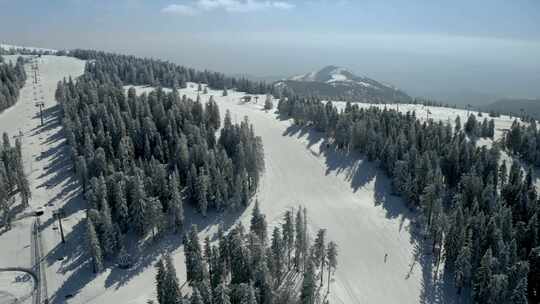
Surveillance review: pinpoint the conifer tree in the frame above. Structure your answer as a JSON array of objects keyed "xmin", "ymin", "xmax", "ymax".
[
  {"xmin": 130, "ymin": 173, "xmax": 148, "ymax": 236},
  {"xmin": 87, "ymin": 218, "xmax": 104, "ymax": 273},
  {"xmin": 184, "ymin": 225, "xmax": 206, "ymax": 284},
  {"xmin": 326, "ymin": 241, "xmax": 338, "ymax": 295},
  {"xmin": 282, "ymin": 210, "xmax": 295, "ymax": 269},
  {"xmin": 313, "ymin": 229, "xmax": 326, "ymax": 286},
  {"xmin": 167, "ymin": 171, "xmax": 184, "ymax": 233},
  {"xmin": 155, "ymin": 258, "xmax": 167, "ymax": 304},
  {"xmin": 264, "ymin": 95, "xmax": 273, "ymax": 111},
  {"xmin": 250, "ymin": 200, "xmax": 267, "ymax": 244},
  {"xmin": 164, "ymin": 254, "xmax": 182, "ymax": 304},
  {"xmin": 300, "ymin": 261, "xmax": 317, "ymax": 304}
]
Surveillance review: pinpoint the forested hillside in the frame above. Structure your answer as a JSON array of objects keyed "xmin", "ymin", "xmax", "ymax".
[
  {"xmin": 54, "ymin": 51, "xmax": 342, "ymax": 304},
  {"xmin": 154, "ymin": 205, "xmax": 338, "ymax": 304},
  {"xmin": 0, "ymin": 132, "xmax": 31, "ymax": 229},
  {"xmin": 504, "ymin": 120, "xmax": 540, "ymax": 167},
  {"xmin": 69, "ymin": 49, "xmax": 275, "ymax": 95},
  {"xmin": 278, "ymin": 97, "xmax": 538, "ymax": 303},
  {"xmin": 0, "ymin": 55, "xmax": 26, "ymax": 113},
  {"xmin": 56, "ymin": 65, "xmax": 265, "ymax": 274}
]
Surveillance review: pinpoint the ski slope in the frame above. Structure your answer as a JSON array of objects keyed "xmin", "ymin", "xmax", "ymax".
[
  {"xmin": 70, "ymin": 83, "xmax": 460, "ymax": 304},
  {"xmin": 0, "ymin": 54, "xmax": 471, "ymax": 304},
  {"xmin": 0, "ymin": 55, "xmax": 86, "ymax": 303}
]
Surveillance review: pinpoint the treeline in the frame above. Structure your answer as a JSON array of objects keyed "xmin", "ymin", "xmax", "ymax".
[
  {"xmin": 69, "ymin": 49, "xmax": 275, "ymax": 95},
  {"xmin": 278, "ymin": 97, "xmax": 537, "ymax": 303},
  {"xmin": 504, "ymin": 120, "xmax": 540, "ymax": 166},
  {"xmin": 56, "ymin": 74, "xmax": 264, "ymax": 271},
  {"xmin": 153, "ymin": 205, "xmax": 338, "ymax": 304},
  {"xmin": 0, "ymin": 47, "xmax": 57, "ymax": 56},
  {"xmin": 0, "ymin": 55, "xmax": 26, "ymax": 113},
  {"xmin": 0, "ymin": 133, "xmax": 31, "ymax": 230}
]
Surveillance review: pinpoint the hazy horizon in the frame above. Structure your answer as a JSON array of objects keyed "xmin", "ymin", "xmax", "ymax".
[{"xmin": 2, "ymin": 0, "xmax": 539, "ymax": 104}]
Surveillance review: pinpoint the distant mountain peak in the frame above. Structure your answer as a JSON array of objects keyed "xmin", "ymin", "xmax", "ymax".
[
  {"xmin": 289, "ymin": 65, "xmax": 357, "ymax": 83},
  {"xmin": 278, "ymin": 65, "xmax": 410, "ymax": 102}
]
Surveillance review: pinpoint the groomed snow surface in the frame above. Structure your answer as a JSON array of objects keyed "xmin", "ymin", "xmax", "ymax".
[
  {"xmin": 0, "ymin": 271, "xmax": 34, "ymax": 303},
  {"xmin": 2, "ymin": 56, "xmax": 522, "ymax": 304}
]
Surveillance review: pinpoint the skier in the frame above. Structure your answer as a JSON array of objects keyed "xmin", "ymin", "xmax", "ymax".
[{"xmin": 384, "ymin": 253, "xmax": 388, "ymax": 263}]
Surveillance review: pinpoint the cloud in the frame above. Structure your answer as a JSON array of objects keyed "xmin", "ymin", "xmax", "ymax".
[
  {"xmin": 162, "ymin": 0, "xmax": 295, "ymax": 15},
  {"xmin": 161, "ymin": 4, "xmax": 198, "ymax": 15}
]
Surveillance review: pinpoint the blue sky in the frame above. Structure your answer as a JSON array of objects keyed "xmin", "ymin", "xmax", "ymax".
[{"xmin": 1, "ymin": 0, "xmax": 539, "ymax": 103}]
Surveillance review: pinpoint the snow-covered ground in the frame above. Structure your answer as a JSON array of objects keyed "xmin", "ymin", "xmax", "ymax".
[
  {"xmin": 0, "ymin": 271, "xmax": 34, "ymax": 303},
  {"xmin": 329, "ymin": 101, "xmax": 522, "ymax": 142},
  {"xmin": 0, "ymin": 55, "xmax": 86, "ymax": 303}
]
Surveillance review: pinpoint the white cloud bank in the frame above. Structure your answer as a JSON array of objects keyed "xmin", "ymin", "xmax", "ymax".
[{"xmin": 162, "ymin": 0, "xmax": 295, "ymax": 15}]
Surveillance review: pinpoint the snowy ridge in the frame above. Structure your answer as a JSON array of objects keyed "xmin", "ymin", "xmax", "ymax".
[
  {"xmin": 279, "ymin": 65, "xmax": 411, "ymax": 102},
  {"xmin": 289, "ymin": 65, "xmax": 392, "ymax": 90},
  {"xmin": 1, "ymin": 44, "xmax": 58, "ymax": 54}
]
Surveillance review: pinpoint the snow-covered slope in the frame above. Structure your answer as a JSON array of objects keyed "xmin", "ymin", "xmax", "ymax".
[
  {"xmin": 54, "ymin": 83, "xmax": 459, "ymax": 304},
  {"xmin": 278, "ymin": 65, "xmax": 411, "ymax": 103},
  {"xmin": 0, "ymin": 55, "xmax": 86, "ymax": 303},
  {"xmin": 1, "ymin": 56, "xmax": 479, "ymax": 304}
]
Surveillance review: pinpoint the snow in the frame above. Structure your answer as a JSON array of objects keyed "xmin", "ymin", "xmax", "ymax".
[
  {"xmin": 328, "ymin": 73, "xmax": 348, "ymax": 82},
  {"xmin": 0, "ymin": 271, "xmax": 34, "ymax": 303},
  {"xmin": 290, "ymin": 71, "xmax": 318, "ymax": 82},
  {"xmin": 0, "ymin": 55, "xmax": 86, "ymax": 303},
  {"xmin": 357, "ymin": 81, "xmax": 374, "ymax": 88}
]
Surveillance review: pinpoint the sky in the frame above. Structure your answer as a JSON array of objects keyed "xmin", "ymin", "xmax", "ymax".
[{"xmin": 1, "ymin": 0, "xmax": 539, "ymax": 104}]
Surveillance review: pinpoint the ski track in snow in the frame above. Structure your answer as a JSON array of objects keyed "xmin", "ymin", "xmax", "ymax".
[{"xmin": 2, "ymin": 55, "xmax": 523, "ymax": 303}]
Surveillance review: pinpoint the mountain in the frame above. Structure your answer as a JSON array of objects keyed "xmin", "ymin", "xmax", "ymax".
[
  {"xmin": 230, "ymin": 72, "xmax": 287, "ymax": 83},
  {"xmin": 275, "ymin": 65, "xmax": 411, "ymax": 102},
  {"xmin": 481, "ymin": 98, "xmax": 540, "ymax": 120}
]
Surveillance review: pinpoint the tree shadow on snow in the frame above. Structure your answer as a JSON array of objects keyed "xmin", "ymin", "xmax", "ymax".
[
  {"xmin": 46, "ymin": 204, "xmax": 244, "ymax": 303},
  {"xmin": 103, "ymin": 205, "xmax": 242, "ymax": 291},
  {"xmin": 31, "ymin": 101, "xmax": 250, "ymax": 302},
  {"xmin": 281, "ymin": 123, "xmax": 466, "ymax": 304},
  {"xmin": 31, "ymin": 104, "xmax": 82, "ymax": 228}
]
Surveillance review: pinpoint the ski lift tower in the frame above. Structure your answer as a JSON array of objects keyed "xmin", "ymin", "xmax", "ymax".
[
  {"xmin": 35, "ymin": 101, "xmax": 45, "ymax": 126},
  {"xmin": 53, "ymin": 209, "xmax": 66, "ymax": 244}
]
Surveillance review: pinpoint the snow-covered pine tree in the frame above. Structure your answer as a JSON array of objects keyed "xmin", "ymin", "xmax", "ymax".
[
  {"xmin": 300, "ymin": 260, "xmax": 317, "ymax": 304},
  {"xmin": 250, "ymin": 200, "xmax": 267, "ymax": 244},
  {"xmin": 86, "ymin": 218, "xmax": 104, "ymax": 273},
  {"xmin": 129, "ymin": 173, "xmax": 148, "ymax": 236},
  {"xmin": 326, "ymin": 241, "xmax": 338, "ymax": 295},
  {"xmin": 264, "ymin": 95, "xmax": 273, "ymax": 111}
]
